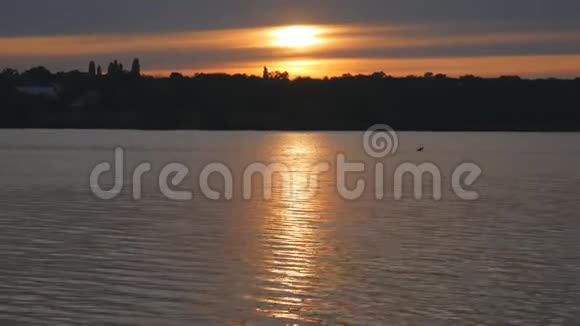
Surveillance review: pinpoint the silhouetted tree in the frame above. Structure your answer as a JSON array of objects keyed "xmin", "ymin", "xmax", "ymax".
[
  {"xmin": 1, "ymin": 68, "xmax": 19, "ymax": 79},
  {"xmin": 170, "ymin": 72, "xmax": 184, "ymax": 79},
  {"xmin": 268, "ymin": 70, "xmax": 289, "ymax": 81},
  {"xmin": 107, "ymin": 60, "xmax": 124, "ymax": 76},
  {"xmin": 88, "ymin": 61, "xmax": 96, "ymax": 77},
  {"xmin": 263, "ymin": 66, "xmax": 269, "ymax": 80},
  {"xmin": 22, "ymin": 66, "xmax": 52, "ymax": 83},
  {"xmin": 97, "ymin": 65, "xmax": 103, "ymax": 76},
  {"xmin": 2, "ymin": 64, "xmax": 580, "ymax": 131},
  {"xmin": 107, "ymin": 62, "xmax": 115, "ymax": 75},
  {"xmin": 131, "ymin": 58, "xmax": 141, "ymax": 77},
  {"xmin": 371, "ymin": 71, "xmax": 387, "ymax": 79},
  {"xmin": 460, "ymin": 74, "xmax": 477, "ymax": 80}
]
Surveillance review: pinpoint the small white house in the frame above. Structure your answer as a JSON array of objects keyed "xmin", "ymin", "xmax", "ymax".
[{"xmin": 16, "ymin": 86, "xmax": 58, "ymax": 100}]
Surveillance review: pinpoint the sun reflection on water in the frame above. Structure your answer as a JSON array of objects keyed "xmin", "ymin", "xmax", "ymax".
[{"xmin": 248, "ymin": 133, "xmax": 338, "ymax": 323}]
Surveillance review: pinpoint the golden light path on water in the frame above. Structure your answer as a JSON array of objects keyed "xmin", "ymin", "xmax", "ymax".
[{"xmin": 244, "ymin": 133, "xmax": 342, "ymax": 323}]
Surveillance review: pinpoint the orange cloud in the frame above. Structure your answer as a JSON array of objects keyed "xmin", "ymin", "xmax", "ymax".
[{"xmin": 2, "ymin": 23, "xmax": 580, "ymax": 78}]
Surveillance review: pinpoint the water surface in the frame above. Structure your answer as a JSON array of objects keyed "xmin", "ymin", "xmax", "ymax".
[{"xmin": 0, "ymin": 130, "xmax": 579, "ymax": 325}]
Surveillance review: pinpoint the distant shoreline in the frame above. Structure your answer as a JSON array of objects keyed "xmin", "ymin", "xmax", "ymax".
[{"xmin": 2, "ymin": 67, "xmax": 579, "ymax": 132}]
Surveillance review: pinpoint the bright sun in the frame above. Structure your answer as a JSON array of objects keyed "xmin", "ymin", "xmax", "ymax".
[{"xmin": 272, "ymin": 26, "xmax": 321, "ymax": 48}]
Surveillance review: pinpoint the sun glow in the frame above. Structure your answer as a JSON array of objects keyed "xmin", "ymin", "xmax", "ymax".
[{"xmin": 272, "ymin": 26, "xmax": 322, "ymax": 48}]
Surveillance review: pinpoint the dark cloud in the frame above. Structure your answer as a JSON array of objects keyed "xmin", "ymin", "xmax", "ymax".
[
  {"xmin": 1, "ymin": 0, "xmax": 580, "ymax": 36},
  {"xmin": 2, "ymin": 0, "xmax": 580, "ymax": 76}
]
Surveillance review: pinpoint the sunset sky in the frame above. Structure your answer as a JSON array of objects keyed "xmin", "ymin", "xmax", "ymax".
[{"xmin": 2, "ymin": 0, "xmax": 580, "ymax": 77}]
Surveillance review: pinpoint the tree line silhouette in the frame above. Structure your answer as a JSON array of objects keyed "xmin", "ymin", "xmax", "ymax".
[{"xmin": 1, "ymin": 59, "xmax": 579, "ymax": 130}]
